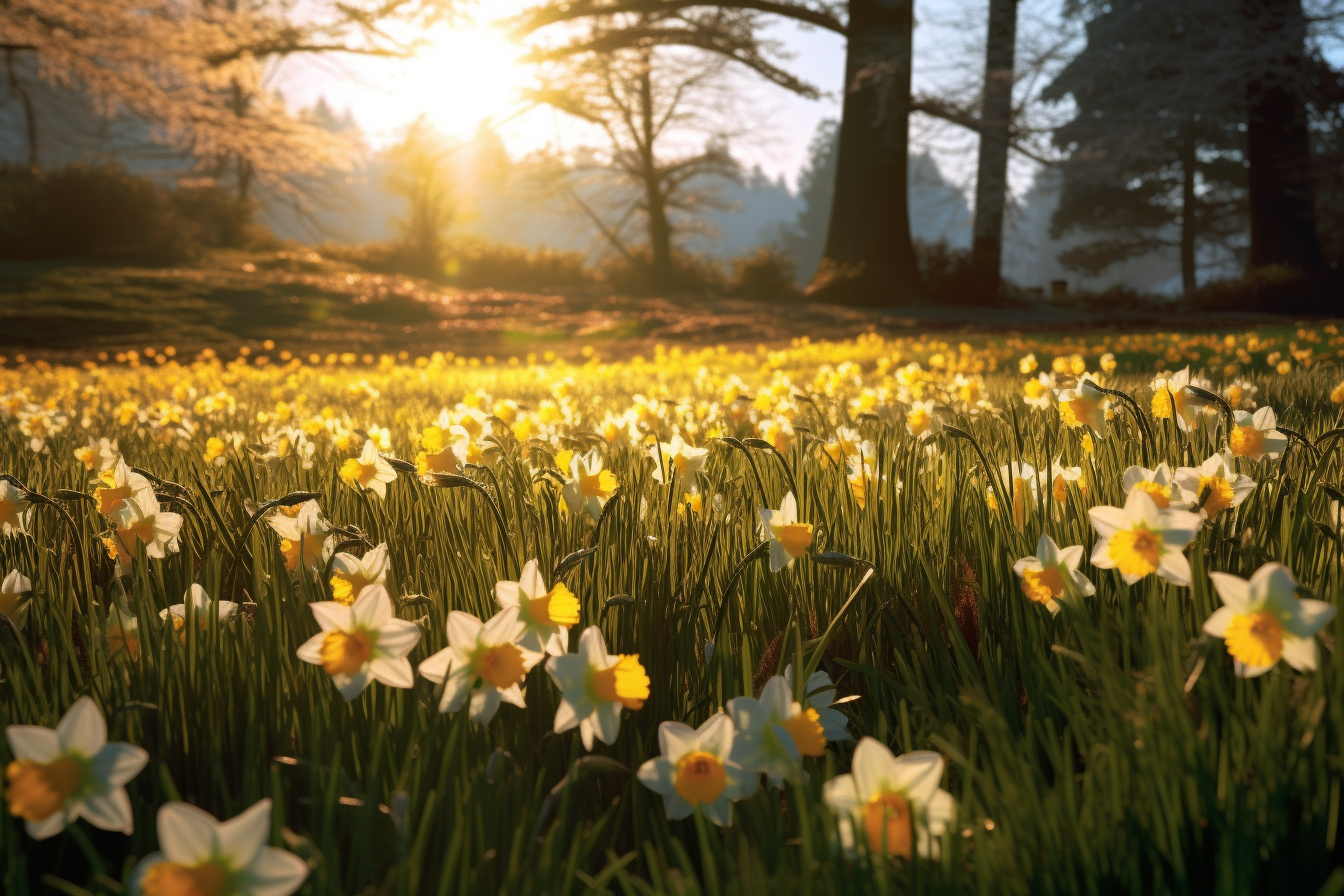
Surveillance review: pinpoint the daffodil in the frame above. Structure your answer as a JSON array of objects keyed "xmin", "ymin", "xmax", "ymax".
[
  {"xmin": 1121, "ymin": 463, "xmax": 1185, "ymax": 510},
  {"xmin": 1203, "ymin": 563, "xmax": 1336, "ymax": 677},
  {"xmin": 129, "ymin": 799, "xmax": 308, "ymax": 896},
  {"xmin": 92, "ymin": 458, "xmax": 154, "ymax": 518},
  {"xmin": 1012, "ymin": 534, "xmax": 1095, "ymax": 614},
  {"xmin": 1175, "ymin": 452, "xmax": 1255, "ymax": 522},
  {"xmin": 0, "ymin": 568, "xmax": 31, "ymax": 628},
  {"xmin": 822, "ymin": 737, "xmax": 955, "ymax": 859},
  {"xmin": 637, "ymin": 713, "xmax": 754, "ymax": 825},
  {"xmin": 1150, "ymin": 368, "xmax": 1215, "ymax": 432},
  {"xmin": 1055, "ymin": 376, "xmax": 1110, "ymax": 436},
  {"xmin": 1088, "ymin": 490, "xmax": 1202, "ymax": 586},
  {"xmin": 562, "ymin": 450, "xmax": 620, "ymax": 521},
  {"xmin": 4, "ymin": 696, "xmax": 149, "ymax": 839},
  {"xmin": 905, "ymin": 400, "xmax": 942, "ymax": 441},
  {"xmin": 266, "ymin": 500, "xmax": 333, "ymax": 574},
  {"xmin": 651, "ymin": 433, "xmax": 709, "ymax": 492},
  {"xmin": 340, "ymin": 439, "xmax": 397, "ymax": 499},
  {"xmin": 107, "ymin": 492, "xmax": 183, "ymax": 573},
  {"xmin": 783, "ymin": 665, "xmax": 853, "ymax": 743},
  {"xmin": 988, "ymin": 462, "xmax": 1037, "ymax": 530},
  {"xmin": 847, "ymin": 457, "xmax": 878, "ymax": 509},
  {"xmin": 727, "ymin": 675, "xmax": 826, "ymax": 786},
  {"xmin": 1039, "ymin": 459, "xmax": 1083, "ymax": 519},
  {"xmin": 295, "ymin": 585, "xmax": 420, "ymax": 700},
  {"xmin": 73, "ymin": 437, "xmax": 118, "ymax": 473},
  {"xmin": 1021, "ymin": 372, "xmax": 1055, "ymax": 410},
  {"xmin": 105, "ymin": 606, "xmax": 141, "ymax": 661},
  {"xmin": 759, "ymin": 492, "xmax": 813, "ymax": 572},
  {"xmin": 159, "ymin": 584, "xmax": 238, "ymax": 640},
  {"xmin": 418, "ymin": 610, "xmax": 541, "ymax": 723},
  {"xmin": 330, "ymin": 543, "xmax": 389, "ymax": 606},
  {"xmin": 495, "ymin": 559, "xmax": 580, "ymax": 656},
  {"xmin": 0, "ymin": 479, "xmax": 33, "ymax": 536},
  {"xmin": 1227, "ymin": 407, "xmax": 1288, "ymax": 460},
  {"xmin": 545, "ymin": 626, "xmax": 648, "ymax": 751},
  {"xmin": 415, "ymin": 424, "xmax": 466, "ymax": 477}
]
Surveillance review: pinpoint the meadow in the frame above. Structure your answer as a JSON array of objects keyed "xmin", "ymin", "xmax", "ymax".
[{"xmin": 1, "ymin": 326, "xmax": 1343, "ymax": 896}]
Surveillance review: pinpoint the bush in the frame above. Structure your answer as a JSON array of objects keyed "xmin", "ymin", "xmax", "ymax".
[
  {"xmin": 0, "ymin": 164, "xmax": 262, "ymax": 263},
  {"xmin": 595, "ymin": 247, "xmax": 728, "ymax": 296},
  {"xmin": 914, "ymin": 239, "xmax": 984, "ymax": 306},
  {"xmin": 445, "ymin": 238, "xmax": 592, "ymax": 292},
  {"xmin": 726, "ymin": 246, "xmax": 802, "ymax": 301}
]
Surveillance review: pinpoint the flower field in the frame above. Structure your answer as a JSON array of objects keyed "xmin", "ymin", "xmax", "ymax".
[{"xmin": 2, "ymin": 327, "xmax": 1343, "ymax": 895}]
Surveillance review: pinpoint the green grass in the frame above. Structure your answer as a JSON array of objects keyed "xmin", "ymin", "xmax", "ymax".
[{"xmin": 1, "ymin": 331, "xmax": 1343, "ymax": 895}]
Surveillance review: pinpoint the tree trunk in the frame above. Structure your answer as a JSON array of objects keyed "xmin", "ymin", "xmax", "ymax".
[
  {"xmin": 808, "ymin": 0, "xmax": 918, "ymax": 306},
  {"xmin": 5, "ymin": 49, "xmax": 38, "ymax": 168},
  {"xmin": 1179, "ymin": 133, "xmax": 1197, "ymax": 296},
  {"xmin": 638, "ymin": 61, "xmax": 674, "ymax": 287},
  {"xmin": 1242, "ymin": 0, "xmax": 1321, "ymax": 274},
  {"xmin": 968, "ymin": 0, "xmax": 1018, "ymax": 300}
]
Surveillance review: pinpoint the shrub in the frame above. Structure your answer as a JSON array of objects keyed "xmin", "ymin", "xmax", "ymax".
[
  {"xmin": 444, "ymin": 238, "xmax": 592, "ymax": 292},
  {"xmin": 726, "ymin": 246, "xmax": 802, "ymax": 301},
  {"xmin": 595, "ymin": 247, "xmax": 728, "ymax": 296}
]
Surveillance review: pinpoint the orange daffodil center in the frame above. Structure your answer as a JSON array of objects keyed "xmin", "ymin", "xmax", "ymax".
[
  {"xmin": 4, "ymin": 757, "xmax": 84, "ymax": 821},
  {"xmin": 590, "ymin": 655, "xmax": 650, "ymax": 709},
  {"xmin": 578, "ymin": 466, "xmax": 618, "ymax": 499},
  {"xmin": 773, "ymin": 522, "xmax": 814, "ymax": 557},
  {"xmin": 140, "ymin": 861, "xmax": 231, "ymax": 896},
  {"xmin": 777, "ymin": 708, "xmax": 826, "ymax": 758},
  {"xmin": 528, "ymin": 583, "xmax": 581, "ymax": 627},
  {"xmin": 862, "ymin": 790, "xmax": 914, "ymax": 858},
  {"xmin": 674, "ymin": 751, "xmax": 727, "ymax": 805},
  {"xmin": 1021, "ymin": 566, "xmax": 1065, "ymax": 605},
  {"xmin": 1229, "ymin": 425, "xmax": 1264, "ymax": 458},
  {"xmin": 1224, "ymin": 612, "xmax": 1283, "ymax": 667},
  {"xmin": 320, "ymin": 629, "xmax": 372, "ymax": 675},
  {"xmin": 1107, "ymin": 527, "xmax": 1161, "ymax": 578},
  {"xmin": 473, "ymin": 642, "xmax": 527, "ymax": 689}
]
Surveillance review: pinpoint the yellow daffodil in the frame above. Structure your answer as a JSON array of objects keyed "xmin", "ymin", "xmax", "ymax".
[
  {"xmin": 637, "ymin": 713, "xmax": 755, "ymax": 826},
  {"xmin": 905, "ymin": 400, "xmax": 942, "ymax": 441},
  {"xmin": 562, "ymin": 450, "xmax": 619, "ymax": 522},
  {"xmin": 92, "ymin": 458, "xmax": 154, "ymax": 519},
  {"xmin": 1175, "ymin": 452, "xmax": 1255, "ymax": 522},
  {"xmin": 727, "ymin": 675, "xmax": 826, "ymax": 786},
  {"xmin": 107, "ymin": 492, "xmax": 183, "ymax": 574},
  {"xmin": 1055, "ymin": 376, "xmax": 1109, "ymax": 437},
  {"xmin": 4, "ymin": 697, "xmax": 148, "ymax": 840},
  {"xmin": 1088, "ymin": 490, "xmax": 1202, "ymax": 585},
  {"xmin": 783, "ymin": 665, "xmax": 853, "ymax": 743},
  {"xmin": 495, "ymin": 559, "xmax": 580, "ymax": 656},
  {"xmin": 266, "ymin": 500, "xmax": 333, "ymax": 573},
  {"xmin": 1228, "ymin": 407, "xmax": 1288, "ymax": 460},
  {"xmin": 330, "ymin": 543, "xmax": 390, "ymax": 606},
  {"xmin": 1012, "ymin": 534, "xmax": 1095, "ymax": 614},
  {"xmin": 419, "ymin": 610, "xmax": 541, "ymax": 723},
  {"xmin": 295, "ymin": 585, "xmax": 420, "ymax": 701},
  {"xmin": 759, "ymin": 492, "xmax": 813, "ymax": 572},
  {"xmin": 545, "ymin": 626, "xmax": 648, "ymax": 751},
  {"xmin": 129, "ymin": 799, "xmax": 308, "ymax": 896},
  {"xmin": 1121, "ymin": 463, "xmax": 1185, "ymax": 510},
  {"xmin": 340, "ymin": 439, "xmax": 397, "ymax": 498},
  {"xmin": 822, "ymin": 737, "xmax": 956, "ymax": 859},
  {"xmin": 1203, "ymin": 563, "xmax": 1336, "ymax": 677}
]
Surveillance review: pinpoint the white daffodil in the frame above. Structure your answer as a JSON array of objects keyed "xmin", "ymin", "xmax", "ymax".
[
  {"xmin": 1088, "ymin": 490, "xmax": 1202, "ymax": 586},
  {"xmin": 1175, "ymin": 452, "xmax": 1255, "ymax": 522},
  {"xmin": 1056, "ymin": 376, "xmax": 1110, "ymax": 437},
  {"xmin": 296, "ymin": 585, "xmax": 420, "ymax": 701},
  {"xmin": 330, "ymin": 543, "xmax": 390, "ymax": 607},
  {"xmin": 1, "ymin": 568, "xmax": 32, "ymax": 628},
  {"xmin": 824, "ymin": 427, "xmax": 872, "ymax": 467},
  {"xmin": 1203, "ymin": 563, "xmax": 1336, "ymax": 678},
  {"xmin": 73, "ymin": 437, "xmax": 119, "ymax": 473},
  {"xmin": 637, "ymin": 713, "xmax": 754, "ymax": 825},
  {"xmin": 0, "ymin": 479, "xmax": 33, "ymax": 536},
  {"xmin": 340, "ymin": 439, "xmax": 398, "ymax": 499},
  {"xmin": 905, "ymin": 400, "xmax": 943, "ymax": 441},
  {"xmin": 651, "ymin": 433, "xmax": 709, "ymax": 492},
  {"xmin": 495, "ymin": 559, "xmax": 580, "ymax": 656},
  {"xmin": 727, "ymin": 675, "xmax": 826, "ymax": 786},
  {"xmin": 1012, "ymin": 534, "xmax": 1096, "ymax": 615},
  {"xmin": 1151, "ymin": 367, "xmax": 1216, "ymax": 432},
  {"xmin": 129, "ymin": 799, "xmax": 308, "ymax": 896},
  {"xmin": 419, "ymin": 610, "xmax": 541, "ymax": 724},
  {"xmin": 759, "ymin": 492, "xmax": 813, "ymax": 572},
  {"xmin": 562, "ymin": 450, "xmax": 620, "ymax": 521},
  {"xmin": 545, "ymin": 626, "xmax": 648, "ymax": 751},
  {"xmin": 92, "ymin": 457, "xmax": 154, "ymax": 518},
  {"xmin": 1121, "ymin": 462, "xmax": 1186, "ymax": 510},
  {"xmin": 847, "ymin": 456, "xmax": 879, "ymax": 510},
  {"xmin": 4, "ymin": 696, "xmax": 148, "ymax": 839},
  {"xmin": 107, "ymin": 491, "xmax": 183, "ymax": 574},
  {"xmin": 822, "ymin": 737, "xmax": 956, "ymax": 860},
  {"xmin": 159, "ymin": 584, "xmax": 238, "ymax": 639},
  {"xmin": 1022, "ymin": 372, "xmax": 1055, "ymax": 410},
  {"xmin": 1228, "ymin": 407, "xmax": 1289, "ymax": 461},
  {"xmin": 784, "ymin": 665, "xmax": 854, "ymax": 743},
  {"xmin": 266, "ymin": 500, "xmax": 333, "ymax": 574},
  {"xmin": 1039, "ymin": 459, "xmax": 1083, "ymax": 520}
]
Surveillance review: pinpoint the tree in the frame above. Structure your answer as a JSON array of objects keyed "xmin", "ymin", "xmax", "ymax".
[
  {"xmin": 384, "ymin": 116, "xmax": 456, "ymax": 275},
  {"xmin": 967, "ymin": 0, "xmax": 1019, "ymax": 296},
  {"xmin": 525, "ymin": 35, "xmax": 740, "ymax": 289},
  {"xmin": 0, "ymin": 1, "xmax": 452, "ymax": 199},
  {"xmin": 780, "ymin": 118, "xmax": 838, "ymax": 282},
  {"xmin": 1045, "ymin": 0, "xmax": 1249, "ymax": 295}
]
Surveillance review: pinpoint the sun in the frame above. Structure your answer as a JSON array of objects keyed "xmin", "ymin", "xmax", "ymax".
[{"xmin": 406, "ymin": 20, "xmax": 533, "ymax": 138}]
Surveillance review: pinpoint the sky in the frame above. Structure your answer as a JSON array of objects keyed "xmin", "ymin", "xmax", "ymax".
[{"xmin": 274, "ymin": 0, "xmax": 1064, "ymax": 194}]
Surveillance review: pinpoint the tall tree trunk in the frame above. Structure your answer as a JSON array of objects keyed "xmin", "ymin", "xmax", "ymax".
[
  {"xmin": 968, "ymin": 0, "xmax": 1018, "ymax": 300},
  {"xmin": 638, "ymin": 61, "xmax": 674, "ymax": 287},
  {"xmin": 1242, "ymin": 0, "xmax": 1321, "ymax": 274},
  {"xmin": 808, "ymin": 0, "xmax": 918, "ymax": 306},
  {"xmin": 1179, "ymin": 133, "xmax": 1197, "ymax": 296}
]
